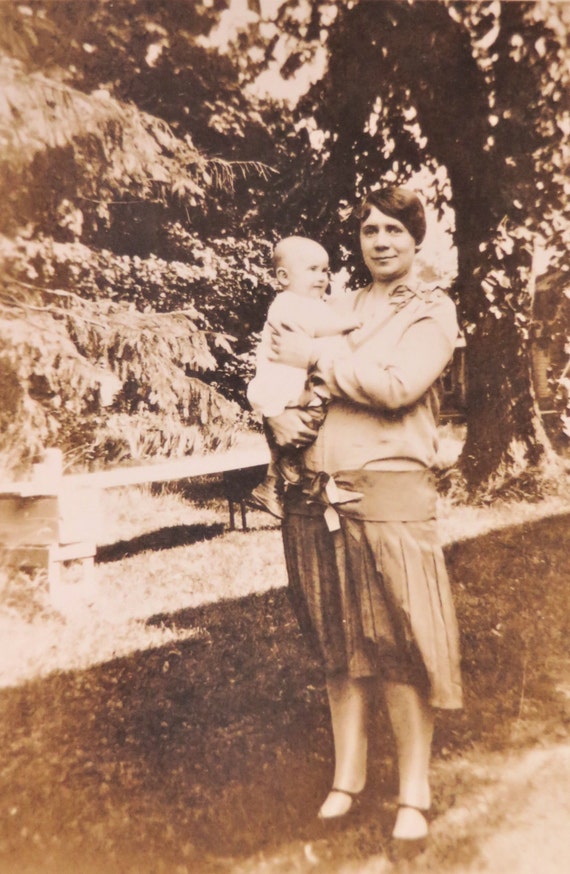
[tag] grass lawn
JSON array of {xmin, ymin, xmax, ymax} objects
[{"xmin": 1, "ymin": 461, "xmax": 570, "ymax": 873}]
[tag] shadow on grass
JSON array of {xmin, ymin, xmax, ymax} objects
[
  {"xmin": 2, "ymin": 513, "xmax": 570, "ymax": 873},
  {"xmin": 96, "ymin": 522, "xmax": 225, "ymax": 563}
]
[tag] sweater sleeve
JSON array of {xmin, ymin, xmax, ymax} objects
[{"xmin": 313, "ymin": 293, "xmax": 458, "ymax": 411}]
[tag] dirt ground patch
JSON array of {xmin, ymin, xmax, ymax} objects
[
  {"xmin": 1, "ymin": 510, "xmax": 570, "ymax": 873},
  {"xmin": 441, "ymin": 743, "xmax": 570, "ymax": 874}
]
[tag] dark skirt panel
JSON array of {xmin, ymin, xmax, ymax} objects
[{"xmin": 282, "ymin": 497, "xmax": 462, "ymax": 710}]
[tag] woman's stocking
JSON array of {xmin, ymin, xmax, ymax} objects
[
  {"xmin": 383, "ymin": 681, "xmax": 434, "ymax": 839},
  {"xmin": 318, "ymin": 675, "xmax": 369, "ymax": 818}
]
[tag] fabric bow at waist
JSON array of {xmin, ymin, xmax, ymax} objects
[{"xmin": 285, "ymin": 468, "xmax": 437, "ymax": 530}]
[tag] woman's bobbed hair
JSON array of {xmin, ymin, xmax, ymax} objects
[{"xmin": 354, "ymin": 187, "xmax": 427, "ymax": 247}]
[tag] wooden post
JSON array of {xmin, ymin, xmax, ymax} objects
[
  {"xmin": 0, "ymin": 448, "xmax": 99, "ymax": 607},
  {"xmin": 228, "ymin": 498, "xmax": 236, "ymax": 531}
]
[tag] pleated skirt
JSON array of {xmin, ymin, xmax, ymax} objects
[{"xmin": 281, "ymin": 473, "xmax": 463, "ymax": 710}]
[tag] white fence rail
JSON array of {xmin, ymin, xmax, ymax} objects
[{"xmin": 0, "ymin": 435, "xmax": 270, "ymax": 602}]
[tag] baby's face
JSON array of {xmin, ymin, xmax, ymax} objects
[{"xmin": 282, "ymin": 244, "xmax": 330, "ymax": 299}]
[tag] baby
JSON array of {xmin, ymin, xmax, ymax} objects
[{"xmin": 247, "ymin": 235, "xmax": 360, "ymax": 517}]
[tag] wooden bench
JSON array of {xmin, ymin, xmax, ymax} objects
[{"xmin": 0, "ymin": 438, "xmax": 270, "ymax": 604}]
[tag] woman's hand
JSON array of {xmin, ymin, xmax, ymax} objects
[
  {"xmin": 268, "ymin": 321, "xmax": 315, "ymax": 369},
  {"xmin": 266, "ymin": 407, "xmax": 320, "ymax": 448}
]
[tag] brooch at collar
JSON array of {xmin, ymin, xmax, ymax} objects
[
  {"xmin": 389, "ymin": 284, "xmax": 419, "ymax": 311},
  {"xmin": 389, "ymin": 284, "xmax": 444, "ymax": 311}
]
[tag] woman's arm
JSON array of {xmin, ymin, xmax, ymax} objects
[
  {"xmin": 270, "ymin": 295, "xmax": 458, "ymax": 411},
  {"xmin": 319, "ymin": 316, "xmax": 456, "ymax": 409},
  {"xmin": 268, "ymin": 323, "xmax": 321, "ymax": 370}
]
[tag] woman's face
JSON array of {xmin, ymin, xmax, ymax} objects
[{"xmin": 359, "ymin": 205, "xmax": 417, "ymax": 284}]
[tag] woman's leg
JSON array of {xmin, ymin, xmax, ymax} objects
[
  {"xmin": 383, "ymin": 681, "xmax": 434, "ymax": 839},
  {"xmin": 318, "ymin": 674, "xmax": 369, "ymax": 818}
]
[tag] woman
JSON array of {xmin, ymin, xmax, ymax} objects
[{"xmin": 266, "ymin": 186, "xmax": 462, "ymax": 855}]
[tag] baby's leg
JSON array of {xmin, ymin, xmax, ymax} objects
[
  {"xmin": 248, "ymin": 434, "xmax": 285, "ymax": 519},
  {"xmin": 278, "ymin": 402, "xmax": 326, "ymax": 485}
]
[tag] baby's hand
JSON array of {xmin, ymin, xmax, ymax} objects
[
  {"xmin": 327, "ymin": 298, "xmax": 362, "ymax": 334},
  {"xmin": 342, "ymin": 318, "xmax": 363, "ymax": 334}
]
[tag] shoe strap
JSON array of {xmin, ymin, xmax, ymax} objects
[
  {"xmin": 330, "ymin": 787, "xmax": 362, "ymax": 799},
  {"xmin": 398, "ymin": 803, "xmax": 429, "ymax": 814}
]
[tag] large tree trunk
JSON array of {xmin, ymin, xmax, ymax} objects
[
  {"xmin": 460, "ymin": 309, "xmax": 554, "ymax": 492},
  {"xmin": 454, "ymin": 232, "xmax": 556, "ymax": 495}
]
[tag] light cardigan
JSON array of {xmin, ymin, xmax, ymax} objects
[{"xmin": 302, "ymin": 283, "xmax": 459, "ymax": 475}]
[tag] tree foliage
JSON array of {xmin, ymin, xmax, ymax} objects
[{"xmin": 0, "ymin": 1, "xmax": 279, "ymax": 475}]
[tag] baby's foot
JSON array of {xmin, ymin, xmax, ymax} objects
[{"xmin": 248, "ymin": 478, "xmax": 284, "ymax": 518}]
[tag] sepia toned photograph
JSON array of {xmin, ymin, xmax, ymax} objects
[{"xmin": 0, "ymin": 1, "xmax": 569, "ymax": 871}]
